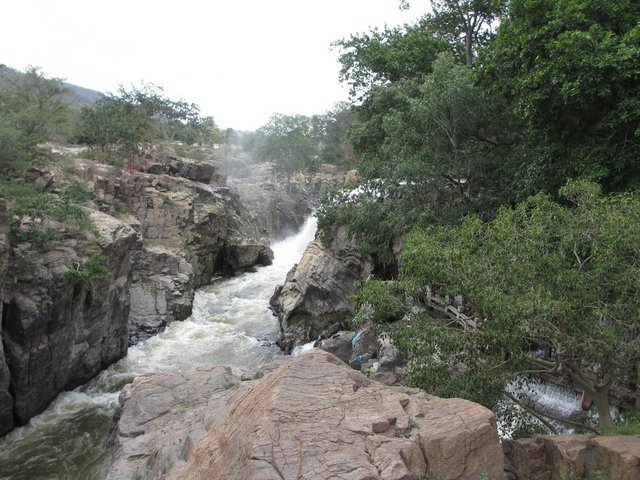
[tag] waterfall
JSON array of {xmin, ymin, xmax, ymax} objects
[{"xmin": 0, "ymin": 216, "xmax": 317, "ymax": 479}]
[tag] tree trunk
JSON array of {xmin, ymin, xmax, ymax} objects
[
  {"xmin": 465, "ymin": 30, "xmax": 473, "ymax": 66},
  {"xmin": 591, "ymin": 389, "xmax": 613, "ymax": 429}
]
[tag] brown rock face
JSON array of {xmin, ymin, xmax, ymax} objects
[
  {"xmin": 270, "ymin": 225, "xmax": 373, "ymax": 353},
  {"xmin": 72, "ymin": 158, "xmax": 274, "ymax": 343},
  {"xmin": 503, "ymin": 434, "xmax": 640, "ymax": 480},
  {"xmin": 2, "ymin": 210, "xmax": 141, "ymax": 426},
  {"xmin": 108, "ymin": 350, "xmax": 504, "ymax": 480},
  {"xmin": 0, "ymin": 199, "xmax": 13, "ymax": 435},
  {"xmin": 226, "ymin": 162, "xmax": 344, "ymax": 237}
]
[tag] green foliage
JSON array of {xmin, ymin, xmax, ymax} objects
[
  {"xmin": 310, "ymin": 103, "xmax": 357, "ymax": 169},
  {"xmin": 602, "ymin": 410, "xmax": 640, "ymax": 436},
  {"xmin": 76, "ymin": 94, "xmax": 151, "ymax": 151},
  {"xmin": 64, "ymin": 252, "xmax": 109, "ymax": 287},
  {"xmin": 0, "ymin": 66, "xmax": 69, "ymax": 173},
  {"xmin": 352, "ymin": 280, "xmax": 410, "ymax": 325},
  {"xmin": 333, "ymin": 18, "xmax": 450, "ymax": 99},
  {"xmin": 252, "ymin": 113, "xmax": 319, "ymax": 175},
  {"xmin": 480, "ymin": 0, "xmax": 640, "ymax": 191},
  {"xmin": 7, "ymin": 181, "xmax": 95, "ymax": 248},
  {"xmin": 390, "ymin": 181, "xmax": 640, "ymax": 427},
  {"xmin": 428, "ymin": 0, "xmax": 508, "ymax": 65},
  {"xmin": 75, "ymin": 84, "xmax": 219, "ymax": 153}
]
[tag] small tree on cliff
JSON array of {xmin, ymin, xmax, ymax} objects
[{"xmin": 362, "ymin": 181, "xmax": 640, "ymax": 428}]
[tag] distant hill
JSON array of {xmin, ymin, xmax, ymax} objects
[
  {"xmin": 63, "ymin": 81, "xmax": 102, "ymax": 104},
  {"xmin": 0, "ymin": 65, "xmax": 103, "ymax": 106}
]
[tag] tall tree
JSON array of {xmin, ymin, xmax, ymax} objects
[
  {"xmin": 480, "ymin": 0, "xmax": 640, "ymax": 191},
  {"xmin": 400, "ymin": 0, "xmax": 507, "ymax": 65},
  {"xmin": 333, "ymin": 18, "xmax": 450, "ymax": 99},
  {"xmin": 0, "ymin": 66, "xmax": 70, "ymax": 172}
]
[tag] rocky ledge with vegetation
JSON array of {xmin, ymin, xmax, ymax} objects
[{"xmin": 0, "ymin": 66, "xmax": 344, "ymax": 436}]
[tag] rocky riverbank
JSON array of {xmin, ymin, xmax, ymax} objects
[
  {"xmin": 0, "ymin": 148, "xmax": 342, "ymax": 436},
  {"xmin": 107, "ymin": 349, "xmax": 504, "ymax": 480}
]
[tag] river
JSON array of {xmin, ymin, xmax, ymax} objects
[{"xmin": 0, "ymin": 216, "xmax": 318, "ymax": 480}]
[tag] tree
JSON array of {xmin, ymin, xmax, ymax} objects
[
  {"xmin": 0, "ymin": 66, "xmax": 69, "ymax": 172},
  {"xmin": 380, "ymin": 181, "xmax": 640, "ymax": 428},
  {"xmin": 253, "ymin": 114, "xmax": 318, "ymax": 175},
  {"xmin": 0, "ymin": 66, "xmax": 69, "ymax": 142},
  {"xmin": 76, "ymin": 84, "xmax": 216, "ymax": 152},
  {"xmin": 333, "ymin": 18, "xmax": 450, "ymax": 99},
  {"xmin": 480, "ymin": 0, "xmax": 640, "ymax": 191},
  {"xmin": 75, "ymin": 94, "xmax": 151, "ymax": 152},
  {"xmin": 400, "ymin": 0, "xmax": 507, "ymax": 65},
  {"xmin": 310, "ymin": 103, "xmax": 357, "ymax": 168},
  {"xmin": 119, "ymin": 84, "xmax": 201, "ymax": 142}
]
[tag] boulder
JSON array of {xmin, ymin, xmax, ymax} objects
[
  {"xmin": 107, "ymin": 349, "xmax": 504, "ymax": 480},
  {"xmin": 503, "ymin": 434, "xmax": 640, "ymax": 480},
  {"xmin": 270, "ymin": 225, "xmax": 373, "ymax": 353}
]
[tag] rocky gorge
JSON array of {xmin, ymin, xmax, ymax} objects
[
  {"xmin": 1, "ymin": 148, "xmax": 638, "ymax": 480},
  {"xmin": 0, "ymin": 148, "xmax": 341, "ymax": 436}
]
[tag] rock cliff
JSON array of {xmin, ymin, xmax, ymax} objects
[
  {"xmin": 270, "ymin": 225, "xmax": 373, "ymax": 353},
  {"xmin": 71, "ymin": 155, "xmax": 273, "ymax": 343},
  {"xmin": 503, "ymin": 434, "xmax": 640, "ymax": 479},
  {"xmin": 1, "ymin": 209, "xmax": 141, "ymax": 430},
  {"xmin": 226, "ymin": 162, "xmax": 344, "ymax": 237},
  {"xmin": 107, "ymin": 349, "xmax": 504, "ymax": 480},
  {"xmin": 0, "ymin": 151, "xmax": 278, "ymax": 433},
  {"xmin": 0, "ymin": 199, "xmax": 12, "ymax": 435}
]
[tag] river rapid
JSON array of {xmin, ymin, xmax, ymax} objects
[{"xmin": 0, "ymin": 216, "xmax": 318, "ymax": 480}]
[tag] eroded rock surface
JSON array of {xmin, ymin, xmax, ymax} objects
[
  {"xmin": 270, "ymin": 225, "xmax": 373, "ymax": 353},
  {"xmin": 226, "ymin": 162, "xmax": 344, "ymax": 237},
  {"xmin": 504, "ymin": 434, "xmax": 640, "ymax": 480},
  {"xmin": 72, "ymin": 157, "xmax": 273, "ymax": 343},
  {"xmin": 107, "ymin": 349, "xmax": 504, "ymax": 480},
  {"xmin": 2, "ymin": 210, "xmax": 141, "ymax": 426},
  {"xmin": 0, "ymin": 199, "xmax": 12, "ymax": 435}
]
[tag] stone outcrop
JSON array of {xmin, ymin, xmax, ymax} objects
[
  {"xmin": 1, "ymin": 210, "xmax": 141, "ymax": 428},
  {"xmin": 503, "ymin": 434, "xmax": 640, "ymax": 480},
  {"xmin": 226, "ymin": 161, "xmax": 344, "ymax": 237},
  {"xmin": 0, "ymin": 151, "xmax": 277, "ymax": 433},
  {"xmin": 72, "ymin": 156, "xmax": 273, "ymax": 343},
  {"xmin": 107, "ymin": 349, "xmax": 504, "ymax": 480},
  {"xmin": 270, "ymin": 225, "xmax": 373, "ymax": 353},
  {"xmin": 0, "ymin": 199, "xmax": 13, "ymax": 435}
]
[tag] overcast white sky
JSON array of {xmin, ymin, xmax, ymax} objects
[{"xmin": 2, "ymin": 0, "xmax": 428, "ymax": 131}]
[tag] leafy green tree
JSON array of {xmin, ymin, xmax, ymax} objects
[
  {"xmin": 119, "ymin": 84, "xmax": 201, "ymax": 142},
  {"xmin": 480, "ymin": 0, "xmax": 640, "ymax": 191},
  {"xmin": 400, "ymin": 0, "xmax": 507, "ymax": 65},
  {"xmin": 0, "ymin": 66, "xmax": 69, "ymax": 142},
  {"xmin": 76, "ymin": 94, "xmax": 151, "ymax": 152},
  {"xmin": 253, "ymin": 114, "xmax": 318, "ymax": 175},
  {"xmin": 0, "ymin": 66, "xmax": 70, "ymax": 172},
  {"xmin": 310, "ymin": 103, "xmax": 357, "ymax": 168},
  {"xmin": 377, "ymin": 181, "xmax": 640, "ymax": 428},
  {"xmin": 76, "ymin": 84, "xmax": 217, "ymax": 153},
  {"xmin": 333, "ymin": 18, "xmax": 450, "ymax": 99}
]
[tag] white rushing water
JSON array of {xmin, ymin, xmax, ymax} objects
[{"xmin": 0, "ymin": 216, "xmax": 317, "ymax": 480}]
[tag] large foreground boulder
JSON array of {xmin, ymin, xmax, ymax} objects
[{"xmin": 108, "ymin": 349, "xmax": 503, "ymax": 480}]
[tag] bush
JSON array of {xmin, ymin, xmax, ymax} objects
[{"xmin": 64, "ymin": 252, "xmax": 110, "ymax": 287}]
